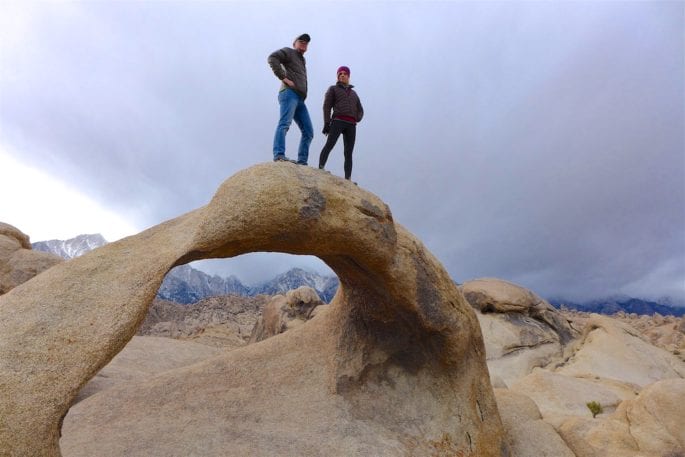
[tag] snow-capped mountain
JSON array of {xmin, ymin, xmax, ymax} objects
[
  {"xmin": 250, "ymin": 268, "xmax": 339, "ymax": 302},
  {"xmin": 32, "ymin": 234, "xmax": 108, "ymax": 259},
  {"xmin": 31, "ymin": 234, "xmax": 338, "ymax": 304},
  {"xmin": 157, "ymin": 266, "xmax": 337, "ymax": 304},
  {"xmin": 157, "ymin": 264, "xmax": 250, "ymax": 304}
]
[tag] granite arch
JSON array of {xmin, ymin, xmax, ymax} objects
[{"xmin": 0, "ymin": 163, "xmax": 506, "ymax": 456}]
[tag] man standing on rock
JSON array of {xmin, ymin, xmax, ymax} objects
[{"xmin": 268, "ymin": 33, "xmax": 313, "ymax": 165}]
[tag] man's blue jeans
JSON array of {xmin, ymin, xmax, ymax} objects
[{"xmin": 273, "ymin": 88, "xmax": 313, "ymax": 164}]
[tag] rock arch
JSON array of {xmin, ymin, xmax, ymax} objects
[{"xmin": 0, "ymin": 163, "xmax": 507, "ymax": 456}]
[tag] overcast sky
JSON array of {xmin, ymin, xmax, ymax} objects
[{"xmin": 1, "ymin": 1, "xmax": 683, "ymax": 303}]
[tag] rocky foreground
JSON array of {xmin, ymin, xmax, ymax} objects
[
  {"xmin": 1, "ymin": 163, "xmax": 683, "ymax": 456},
  {"xmin": 54, "ymin": 279, "xmax": 685, "ymax": 457},
  {"xmin": 64, "ymin": 280, "xmax": 684, "ymax": 457}
]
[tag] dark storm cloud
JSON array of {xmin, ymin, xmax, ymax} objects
[{"xmin": 1, "ymin": 1, "xmax": 682, "ymax": 302}]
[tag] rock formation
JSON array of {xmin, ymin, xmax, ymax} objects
[
  {"xmin": 249, "ymin": 286, "xmax": 324, "ymax": 343},
  {"xmin": 494, "ymin": 388, "xmax": 575, "ymax": 457},
  {"xmin": 462, "ymin": 278, "xmax": 576, "ymax": 344},
  {"xmin": 509, "ymin": 369, "xmax": 638, "ymax": 428},
  {"xmin": 0, "ymin": 222, "xmax": 62, "ymax": 294},
  {"xmin": 462, "ymin": 278, "xmax": 578, "ymax": 385},
  {"xmin": 58, "ymin": 285, "xmax": 685, "ymax": 457},
  {"xmin": 138, "ymin": 295, "xmax": 269, "ymax": 348},
  {"xmin": 557, "ymin": 379, "xmax": 685, "ymax": 457},
  {"xmin": 506, "ymin": 314, "xmax": 685, "ymax": 456},
  {"xmin": 610, "ymin": 311, "xmax": 684, "ymax": 358},
  {"xmin": 74, "ymin": 336, "xmax": 221, "ymax": 402},
  {"xmin": 461, "ymin": 278, "xmax": 685, "ymax": 456},
  {"xmin": 0, "ymin": 163, "xmax": 507, "ymax": 456},
  {"xmin": 555, "ymin": 314, "xmax": 685, "ymax": 387}
]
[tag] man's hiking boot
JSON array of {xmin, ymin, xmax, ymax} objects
[
  {"xmin": 274, "ymin": 155, "xmax": 296, "ymax": 163},
  {"xmin": 318, "ymin": 166, "xmax": 331, "ymax": 174}
]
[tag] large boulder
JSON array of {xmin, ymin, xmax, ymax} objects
[
  {"xmin": 249, "ymin": 285, "xmax": 323, "ymax": 343},
  {"xmin": 494, "ymin": 388, "xmax": 575, "ymax": 457},
  {"xmin": 462, "ymin": 278, "xmax": 578, "ymax": 385},
  {"xmin": 476, "ymin": 311, "xmax": 563, "ymax": 385},
  {"xmin": 0, "ymin": 222, "xmax": 31, "ymax": 249},
  {"xmin": 462, "ymin": 278, "xmax": 576, "ymax": 344},
  {"xmin": 0, "ymin": 222, "xmax": 62, "ymax": 294},
  {"xmin": 0, "ymin": 163, "xmax": 507, "ymax": 456}
]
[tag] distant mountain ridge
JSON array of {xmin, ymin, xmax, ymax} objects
[
  {"xmin": 33, "ymin": 234, "xmax": 681, "ymax": 315},
  {"xmin": 550, "ymin": 297, "xmax": 685, "ymax": 317},
  {"xmin": 157, "ymin": 264, "xmax": 250, "ymax": 304},
  {"xmin": 250, "ymin": 268, "xmax": 339, "ymax": 302},
  {"xmin": 32, "ymin": 234, "xmax": 339, "ymax": 304},
  {"xmin": 32, "ymin": 234, "xmax": 107, "ymax": 259},
  {"xmin": 158, "ymin": 266, "xmax": 339, "ymax": 304}
]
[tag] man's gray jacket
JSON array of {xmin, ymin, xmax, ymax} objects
[{"xmin": 268, "ymin": 47, "xmax": 308, "ymax": 99}]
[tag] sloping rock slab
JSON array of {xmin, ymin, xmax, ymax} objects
[
  {"xmin": 74, "ymin": 336, "xmax": 221, "ymax": 402},
  {"xmin": 476, "ymin": 311, "xmax": 562, "ymax": 385},
  {"xmin": 557, "ymin": 379, "xmax": 685, "ymax": 457},
  {"xmin": 495, "ymin": 388, "xmax": 575, "ymax": 457},
  {"xmin": 556, "ymin": 314, "xmax": 685, "ymax": 387},
  {"xmin": 510, "ymin": 369, "xmax": 638, "ymax": 428}
]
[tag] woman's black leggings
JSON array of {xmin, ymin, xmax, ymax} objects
[{"xmin": 318, "ymin": 119, "xmax": 356, "ymax": 179}]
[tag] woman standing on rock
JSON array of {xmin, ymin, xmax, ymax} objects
[{"xmin": 318, "ymin": 66, "xmax": 364, "ymax": 182}]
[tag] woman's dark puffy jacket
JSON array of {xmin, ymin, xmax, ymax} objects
[{"xmin": 323, "ymin": 82, "xmax": 364, "ymax": 125}]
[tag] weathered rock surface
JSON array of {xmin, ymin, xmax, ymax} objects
[
  {"xmin": 462, "ymin": 278, "xmax": 578, "ymax": 385},
  {"xmin": 0, "ymin": 222, "xmax": 63, "ymax": 294},
  {"xmin": 75, "ymin": 336, "xmax": 221, "ymax": 402},
  {"xmin": 556, "ymin": 314, "xmax": 685, "ymax": 387},
  {"xmin": 504, "ymin": 313, "xmax": 685, "ymax": 431},
  {"xmin": 510, "ymin": 369, "xmax": 638, "ymax": 428},
  {"xmin": 476, "ymin": 311, "xmax": 563, "ymax": 385},
  {"xmin": 613, "ymin": 312, "xmax": 685, "ymax": 357},
  {"xmin": 465, "ymin": 282, "xmax": 685, "ymax": 456},
  {"xmin": 560, "ymin": 309, "xmax": 685, "ymax": 359},
  {"xmin": 0, "ymin": 163, "xmax": 506, "ymax": 456},
  {"xmin": 494, "ymin": 388, "xmax": 575, "ymax": 457},
  {"xmin": 138, "ymin": 295, "xmax": 269, "ymax": 348},
  {"xmin": 557, "ymin": 379, "xmax": 685, "ymax": 457},
  {"xmin": 249, "ymin": 286, "xmax": 324, "ymax": 343},
  {"xmin": 462, "ymin": 278, "xmax": 577, "ymax": 344},
  {"xmin": 0, "ymin": 222, "xmax": 31, "ymax": 250}
]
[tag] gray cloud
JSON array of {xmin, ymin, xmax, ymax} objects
[{"xmin": 1, "ymin": 1, "xmax": 682, "ymax": 303}]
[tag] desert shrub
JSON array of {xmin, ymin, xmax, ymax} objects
[{"xmin": 586, "ymin": 401, "xmax": 602, "ymax": 418}]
